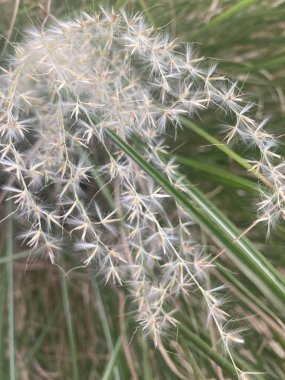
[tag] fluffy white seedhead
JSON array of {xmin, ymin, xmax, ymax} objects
[{"xmin": 0, "ymin": 8, "xmax": 273, "ymax": 376}]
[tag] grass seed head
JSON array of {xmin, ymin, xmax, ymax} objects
[{"xmin": 0, "ymin": 9, "xmax": 277, "ymax": 368}]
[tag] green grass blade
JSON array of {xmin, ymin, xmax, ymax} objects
[
  {"xmin": 101, "ymin": 337, "xmax": 122, "ymax": 380},
  {"xmin": 216, "ymin": 263, "xmax": 279, "ymax": 322},
  {"xmin": 196, "ymin": 0, "xmax": 258, "ymax": 33},
  {"xmin": 0, "ymin": 251, "xmax": 30, "ymax": 265},
  {"xmin": 181, "ymin": 182, "xmax": 285, "ymax": 284},
  {"xmin": 92, "ymin": 281, "xmax": 121, "ymax": 380},
  {"xmin": 180, "ymin": 117, "xmax": 272, "ymax": 187},
  {"xmin": 60, "ymin": 273, "xmax": 79, "ymax": 380},
  {"xmin": 215, "ymin": 263, "xmax": 285, "ymax": 344},
  {"xmin": 182, "ymin": 347, "xmax": 204, "ymax": 380},
  {"xmin": 141, "ymin": 339, "xmax": 153, "ymax": 380},
  {"xmin": 242, "ymin": 55, "xmax": 285, "ymax": 72},
  {"xmin": 176, "ymin": 155, "xmax": 258, "ymax": 191},
  {"xmin": 105, "ymin": 128, "xmax": 285, "ymax": 309},
  {"xmin": 180, "ymin": 117, "xmax": 250, "ymax": 170},
  {"xmin": 6, "ymin": 203, "xmax": 15, "ymax": 380},
  {"xmin": 178, "ymin": 325, "xmax": 238, "ymax": 378}
]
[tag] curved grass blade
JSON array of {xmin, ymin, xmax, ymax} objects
[
  {"xmin": 176, "ymin": 155, "xmax": 258, "ymax": 191},
  {"xmin": 195, "ymin": 0, "xmax": 259, "ymax": 35},
  {"xmin": 180, "ymin": 117, "xmax": 275, "ymax": 191},
  {"xmin": 105, "ymin": 128, "xmax": 285, "ymax": 309},
  {"xmin": 180, "ymin": 117, "xmax": 250, "ymax": 170}
]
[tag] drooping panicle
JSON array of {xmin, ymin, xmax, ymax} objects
[{"xmin": 1, "ymin": 10, "xmax": 272, "ymax": 377}]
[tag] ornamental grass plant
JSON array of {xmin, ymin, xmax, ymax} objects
[{"xmin": 0, "ymin": 1, "xmax": 285, "ymax": 379}]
